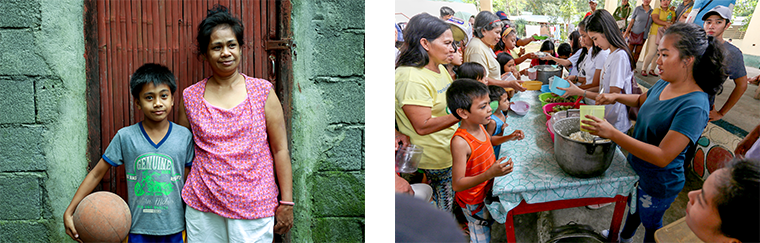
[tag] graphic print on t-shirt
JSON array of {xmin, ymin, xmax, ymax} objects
[{"xmin": 128, "ymin": 152, "xmax": 181, "ymax": 214}]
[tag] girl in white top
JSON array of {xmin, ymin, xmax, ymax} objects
[
  {"xmin": 564, "ymin": 19, "xmax": 608, "ymax": 97},
  {"xmin": 560, "ymin": 10, "xmax": 634, "ymax": 133}
]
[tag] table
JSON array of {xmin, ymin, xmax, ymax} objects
[
  {"xmin": 654, "ymin": 217, "xmax": 704, "ymax": 243},
  {"xmin": 484, "ymin": 91, "xmax": 639, "ymax": 242}
]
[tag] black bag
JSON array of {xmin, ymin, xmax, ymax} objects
[{"xmin": 626, "ymin": 76, "xmax": 642, "ymax": 121}]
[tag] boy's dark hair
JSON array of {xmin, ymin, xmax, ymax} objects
[
  {"xmin": 557, "ymin": 43, "xmax": 572, "ymax": 57},
  {"xmin": 130, "ymin": 63, "xmax": 177, "ymax": 99},
  {"xmin": 456, "ymin": 62, "xmax": 486, "ymax": 81},
  {"xmin": 488, "ymin": 85, "xmax": 507, "ymax": 102},
  {"xmin": 496, "ymin": 52, "xmax": 514, "ymax": 75},
  {"xmin": 714, "ymin": 158, "xmax": 760, "ymax": 242},
  {"xmin": 196, "ymin": 5, "xmax": 244, "ymax": 58},
  {"xmin": 446, "ymin": 79, "xmax": 489, "ymax": 120},
  {"xmin": 539, "ymin": 40, "xmax": 555, "ymax": 54},
  {"xmin": 440, "ymin": 6, "xmax": 455, "ymax": 18}
]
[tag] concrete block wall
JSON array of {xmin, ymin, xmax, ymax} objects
[
  {"xmin": 290, "ymin": 0, "xmax": 365, "ymax": 241},
  {"xmin": 0, "ymin": 0, "xmax": 88, "ymax": 242}
]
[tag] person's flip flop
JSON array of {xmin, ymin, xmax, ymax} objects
[
  {"xmin": 649, "ymin": 70, "xmax": 658, "ymax": 76},
  {"xmin": 641, "ymin": 70, "xmax": 647, "ymax": 77}
]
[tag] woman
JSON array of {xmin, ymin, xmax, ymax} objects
[
  {"xmin": 623, "ymin": 0, "xmax": 652, "ymax": 66},
  {"xmin": 178, "ymin": 5, "xmax": 293, "ymax": 242},
  {"xmin": 685, "ymin": 158, "xmax": 760, "ymax": 243},
  {"xmin": 584, "ymin": 23, "xmax": 725, "ymax": 242},
  {"xmin": 568, "ymin": 30, "xmax": 581, "ymax": 55},
  {"xmin": 464, "ymin": 11, "xmax": 526, "ymax": 90},
  {"xmin": 565, "ymin": 18, "xmax": 608, "ymax": 95},
  {"xmin": 641, "ymin": 0, "xmax": 675, "ymax": 77},
  {"xmin": 395, "ymin": 13, "xmax": 459, "ymax": 212},
  {"xmin": 496, "ymin": 26, "xmax": 533, "ymax": 68},
  {"xmin": 542, "ymin": 31, "xmax": 582, "ymax": 76},
  {"xmin": 560, "ymin": 9, "xmax": 633, "ymax": 133}
]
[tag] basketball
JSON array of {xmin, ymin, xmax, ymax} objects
[{"xmin": 72, "ymin": 191, "xmax": 131, "ymax": 243}]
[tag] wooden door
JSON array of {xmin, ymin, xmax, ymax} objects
[{"xmin": 84, "ymin": 0, "xmax": 293, "ymax": 200}]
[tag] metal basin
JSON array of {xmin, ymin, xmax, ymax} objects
[
  {"xmin": 552, "ymin": 117, "xmax": 617, "ymax": 178},
  {"xmin": 535, "ymin": 65, "xmax": 563, "ymax": 84}
]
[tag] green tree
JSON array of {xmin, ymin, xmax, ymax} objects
[{"xmin": 734, "ymin": 0, "xmax": 758, "ymax": 31}]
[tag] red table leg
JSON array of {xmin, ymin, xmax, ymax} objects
[
  {"xmin": 608, "ymin": 195, "xmax": 628, "ymax": 243},
  {"xmin": 505, "ymin": 210, "xmax": 517, "ymax": 243}
]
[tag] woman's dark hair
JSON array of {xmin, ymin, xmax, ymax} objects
[
  {"xmin": 495, "ymin": 25, "xmax": 516, "ymax": 53},
  {"xmin": 577, "ymin": 17, "xmax": 603, "ymax": 66},
  {"xmin": 664, "ymin": 22, "xmax": 727, "ymax": 96},
  {"xmin": 473, "ymin": 11, "xmax": 503, "ymax": 39},
  {"xmin": 539, "ymin": 40, "xmax": 555, "ymax": 54},
  {"xmin": 714, "ymin": 158, "xmax": 760, "ymax": 242},
  {"xmin": 557, "ymin": 43, "xmax": 572, "ymax": 57},
  {"xmin": 568, "ymin": 30, "xmax": 581, "ymax": 54},
  {"xmin": 396, "ymin": 13, "xmax": 451, "ymax": 68},
  {"xmin": 488, "ymin": 85, "xmax": 507, "ymax": 102},
  {"xmin": 586, "ymin": 9, "xmax": 636, "ymax": 71},
  {"xmin": 196, "ymin": 5, "xmax": 244, "ymax": 58},
  {"xmin": 446, "ymin": 79, "xmax": 489, "ymax": 120},
  {"xmin": 496, "ymin": 52, "xmax": 514, "ymax": 74},
  {"xmin": 456, "ymin": 62, "xmax": 486, "ymax": 81}
]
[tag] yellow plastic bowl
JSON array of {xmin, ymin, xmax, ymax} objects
[{"xmin": 522, "ymin": 81, "xmax": 543, "ymax": 90}]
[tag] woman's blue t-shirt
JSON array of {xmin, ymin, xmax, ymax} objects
[{"xmin": 629, "ymin": 80, "xmax": 709, "ymax": 198}]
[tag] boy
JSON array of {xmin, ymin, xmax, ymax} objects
[
  {"xmin": 447, "ymin": 79, "xmax": 523, "ymax": 243},
  {"xmin": 63, "ymin": 63, "xmax": 193, "ymax": 243},
  {"xmin": 701, "ymin": 5, "xmax": 748, "ymax": 121}
]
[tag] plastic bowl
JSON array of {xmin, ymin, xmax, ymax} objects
[
  {"xmin": 510, "ymin": 101, "xmax": 530, "ymax": 116},
  {"xmin": 522, "ymin": 81, "xmax": 543, "ymax": 90},
  {"xmin": 410, "ymin": 183, "xmax": 433, "ymax": 202},
  {"xmin": 541, "ymin": 84, "xmax": 551, "ymax": 93},
  {"xmin": 543, "ymin": 102, "xmax": 584, "ymax": 121}
]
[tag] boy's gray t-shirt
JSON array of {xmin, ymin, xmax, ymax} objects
[{"xmin": 103, "ymin": 122, "xmax": 194, "ymax": 235}]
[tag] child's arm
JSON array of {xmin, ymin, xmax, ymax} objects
[
  {"xmin": 491, "ymin": 130, "xmax": 525, "ymax": 146},
  {"xmin": 451, "ymin": 136, "xmax": 513, "ymax": 192},
  {"xmin": 264, "ymin": 88, "xmax": 294, "ymax": 235},
  {"xmin": 63, "ymin": 159, "xmax": 112, "ymax": 242},
  {"xmin": 485, "ymin": 120, "xmax": 496, "ymax": 136},
  {"xmin": 184, "ymin": 167, "xmax": 191, "ymax": 183}
]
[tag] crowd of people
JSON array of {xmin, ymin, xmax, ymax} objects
[{"xmin": 395, "ymin": 3, "xmax": 759, "ymax": 243}]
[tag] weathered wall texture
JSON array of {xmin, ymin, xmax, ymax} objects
[
  {"xmin": 0, "ymin": 0, "xmax": 88, "ymax": 242},
  {"xmin": 290, "ymin": 0, "xmax": 366, "ymax": 241}
]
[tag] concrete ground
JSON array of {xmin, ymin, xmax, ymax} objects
[{"xmin": 482, "ymin": 58, "xmax": 758, "ymax": 242}]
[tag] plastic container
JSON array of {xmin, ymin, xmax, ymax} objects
[
  {"xmin": 580, "ymin": 105, "xmax": 606, "ymax": 132},
  {"xmin": 527, "ymin": 68, "xmax": 537, "ymax": 80},
  {"xmin": 395, "ymin": 144, "xmax": 424, "ymax": 173},
  {"xmin": 522, "ymin": 81, "xmax": 543, "ymax": 90},
  {"xmin": 550, "ymin": 76, "xmax": 570, "ymax": 96},
  {"xmin": 543, "ymin": 102, "xmax": 585, "ymax": 121},
  {"xmin": 510, "ymin": 101, "xmax": 530, "ymax": 116}
]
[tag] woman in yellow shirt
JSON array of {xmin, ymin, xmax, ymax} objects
[
  {"xmin": 641, "ymin": 0, "xmax": 675, "ymax": 76},
  {"xmin": 395, "ymin": 13, "xmax": 459, "ymax": 212}
]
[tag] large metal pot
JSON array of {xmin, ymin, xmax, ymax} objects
[
  {"xmin": 553, "ymin": 117, "xmax": 617, "ymax": 178},
  {"xmin": 535, "ymin": 65, "xmax": 563, "ymax": 84}
]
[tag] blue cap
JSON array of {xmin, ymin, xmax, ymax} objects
[{"xmin": 495, "ymin": 11, "xmax": 509, "ymax": 21}]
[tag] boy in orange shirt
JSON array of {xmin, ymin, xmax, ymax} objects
[{"xmin": 447, "ymin": 79, "xmax": 524, "ymax": 242}]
